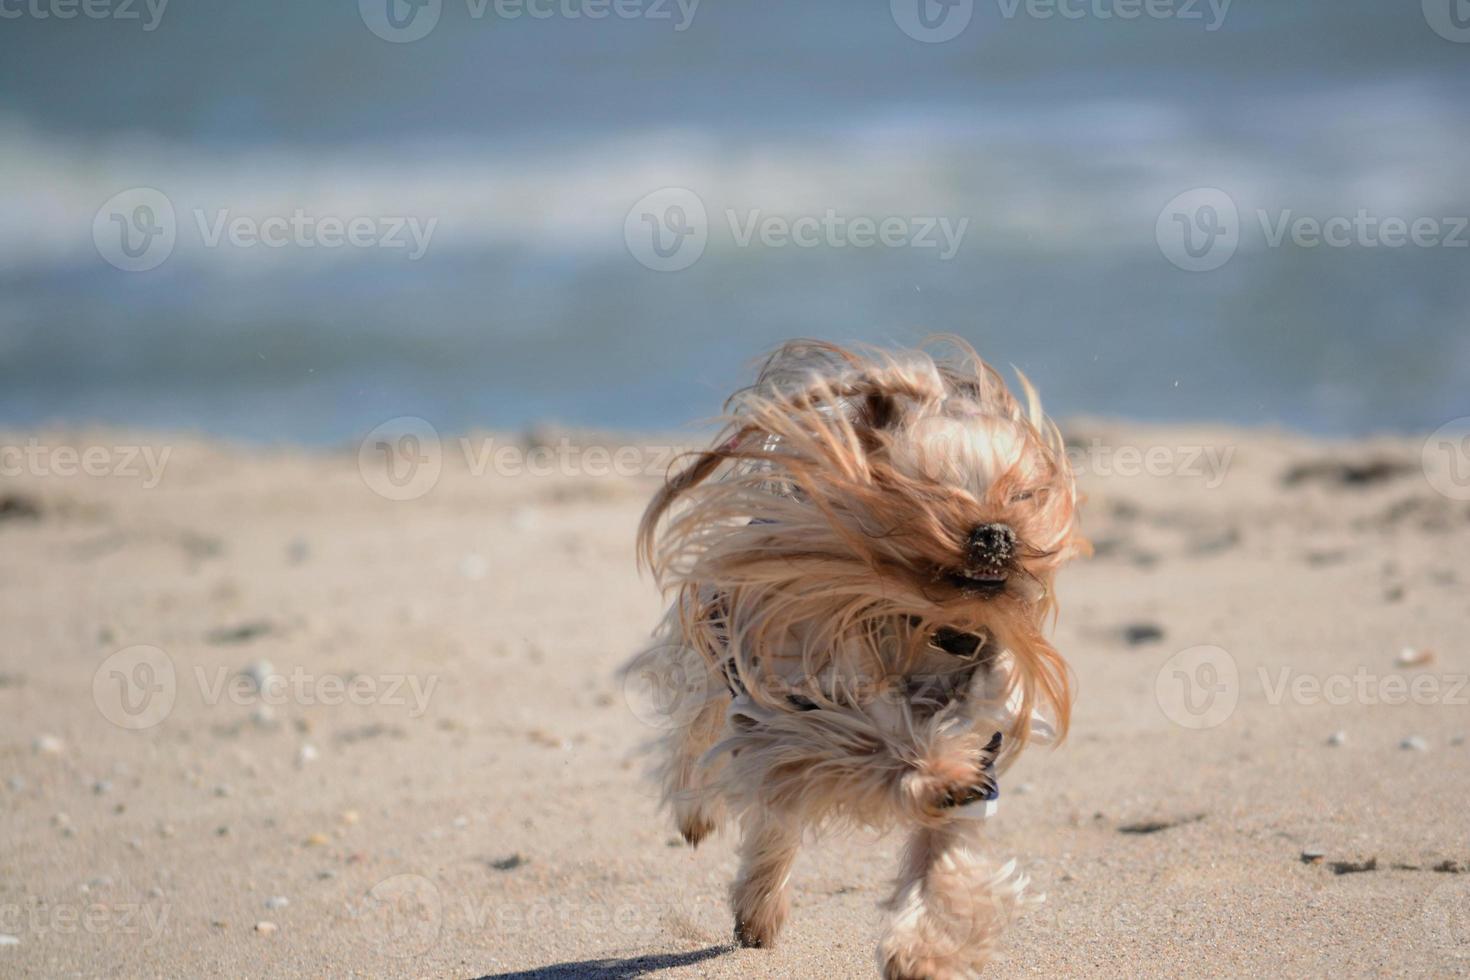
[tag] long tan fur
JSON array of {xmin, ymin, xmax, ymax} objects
[{"xmin": 631, "ymin": 338, "xmax": 1085, "ymax": 978}]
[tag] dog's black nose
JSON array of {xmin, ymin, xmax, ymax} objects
[{"xmin": 966, "ymin": 522, "xmax": 1017, "ymax": 567}]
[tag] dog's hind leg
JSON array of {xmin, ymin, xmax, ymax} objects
[
  {"xmin": 730, "ymin": 811, "xmax": 801, "ymax": 948},
  {"xmin": 877, "ymin": 822, "xmax": 1029, "ymax": 980},
  {"xmin": 661, "ymin": 687, "xmax": 729, "ymax": 847}
]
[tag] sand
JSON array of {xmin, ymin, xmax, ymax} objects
[{"xmin": 1, "ymin": 422, "xmax": 1467, "ymax": 978}]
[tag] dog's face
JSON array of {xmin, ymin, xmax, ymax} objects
[
  {"xmin": 640, "ymin": 339, "xmax": 1085, "ymax": 744},
  {"xmin": 882, "ymin": 400, "xmax": 1080, "ymax": 607}
]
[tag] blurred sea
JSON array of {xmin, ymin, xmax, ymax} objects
[{"xmin": 1, "ymin": 0, "xmax": 1467, "ymax": 442}]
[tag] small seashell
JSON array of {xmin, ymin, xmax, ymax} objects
[
  {"xmin": 263, "ymin": 896, "xmax": 289, "ymax": 910},
  {"xmin": 1301, "ymin": 849, "xmax": 1326, "ymax": 864},
  {"xmin": 1400, "ymin": 735, "xmax": 1429, "ymax": 752},
  {"xmin": 32, "ymin": 734, "xmax": 64, "ymax": 755},
  {"xmin": 253, "ymin": 921, "xmax": 278, "ymax": 936},
  {"xmin": 1395, "ymin": 647, "xmax": 1434, "ymax": 668},
  {"xmin": 1327, "ymin": 731, "xmax": 1347, "ymax": 747}
]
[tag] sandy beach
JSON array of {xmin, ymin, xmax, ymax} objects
[{"xmin": 2, "ymin": 422, "xmax": 1468, "ymax": 978}]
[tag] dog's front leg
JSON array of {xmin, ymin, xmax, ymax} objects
[
  {"xmin": 877, "ymin": 821, "xmax": 1028, "ymax": 980},
  {"xmin": 730, "ymin": 810, "xmax": 801, "ymax": 948}
]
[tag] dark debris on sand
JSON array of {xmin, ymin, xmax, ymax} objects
[
  {"xmin": 1281, "ymin": 458, "xmax": 1416, "ymax": 488},
  {"xmin": 0, "ymin": 494, "xmax": 42, "ymax": 522}
]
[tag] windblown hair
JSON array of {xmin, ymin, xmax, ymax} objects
[
  {"xmin": 638, "ymin": 338, "xmax": 1084, "ymax": 751},
  {"xmin": 633, "ymin": 339, "xmax": 1086, "ymax": 974}
]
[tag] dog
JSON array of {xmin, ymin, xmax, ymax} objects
[{"xmin": 631, "ymin": 339, "xmax": 1085, "ymax": 979}]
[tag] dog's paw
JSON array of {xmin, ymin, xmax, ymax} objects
[
  {"xmin": 678, "ymin": 815, "xmax": 715, "ymax": 848},
  {"xmin": 903, "ymin": 762, "xmax": 995, "ymax": 821},
  {"xmin": 731, "ymin": 879, "xmax": 790, "ymax": 949},
  {"xmin": 733, "ymin": 916, "xmax": 773, "ymax": 949},
  {"xmin": 902, "ymin": 732, "xmax": 1002, "ymax": 821},
  {"xmin": 878, "ymin": 949, "xmax": 973, "ymax": 980}
]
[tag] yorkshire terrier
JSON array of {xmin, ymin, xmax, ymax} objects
[{"xmin": 631, "ymin": 339, "xmax": 1085, "ymax": 979}]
